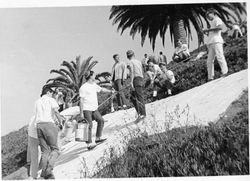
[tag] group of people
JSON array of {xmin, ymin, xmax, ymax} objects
[{"xmin": 26, "ymin": 8, "xmax": 234, "ymax": 180}]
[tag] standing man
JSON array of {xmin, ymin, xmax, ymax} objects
[
  {"xmin": 158, "ymin": 51, "xmax": 168, "ymax": 65},
  {"xmin": 203, "ymin": 8, "xmax": 228, "ymax": 81},
  {"xmin": 141, "ymin": 53, "xmax": 149, "ymax": 72},
  {"xmin": 126, "ymin": 50, "xmax": 146, "ymax": 120},
  {"xmin": 111, "ymin": 54, "xmax": 128, "ymax": 110},
  {"xmin": 35, "ymin": 86, "xmax": 64, "ymax": 179},
  {"xmin": 79, "ymin": 71, "xmax": 114, "ymax": 150},
  {"xmin": 26, "ymin": 116, "xmax": 40, "ymax": 179}
]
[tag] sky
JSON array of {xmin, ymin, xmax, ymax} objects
[{"xmin": 0, "ymin": 0, "xmax": 246, "ymax": 136}]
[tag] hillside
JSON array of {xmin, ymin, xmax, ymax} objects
[
  {"xmin": 52, "ymin": 69, "xmax": 248, "ymax": 179},
  {"xmin": 1, "ymin": 35, "xmax": 248, "ymax": 179}
]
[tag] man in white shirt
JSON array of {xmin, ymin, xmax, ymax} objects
[
  {"xmin": 226, "ymin": 21, "xmax": 243, "ymax": 39},
  {"xmin": 172, "ymin": 40, "xmax": 190, "ymax": 63},
  {"xmin": 145, "ymin": 59, "xmax": 162, "ymax": 87},
  {"xmin": 79, "ymin": 71, "xmax": 114, "ymax": 150},
  {"xmin": 153, "ymin": 63, "xmax": 176, "ymax": 99},
  {"xmin": 35, "ymin": 86, "xmax": 64, "ymax": 179},
  {"xmin": 203, "ymin": 8, "xmax": 228, "ymax": 81},
  {"xmin": 141, "ymin": 53, "xmax": 149, "ymax": 72}
]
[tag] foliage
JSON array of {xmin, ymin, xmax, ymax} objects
[
  {"xmin": 110, "ymin": 3, "xmax": 246, "ymax": 50},
  {"xmin": 46, "ymin": 56, "xmax": 98, "ymax": 104},
  {"xmin": 1, "ymin": 126, "xmax": 28, "ymax": 177},
  {"xmin": 94, "ymin": 90, "xmax": 249, "ymax": 177}
]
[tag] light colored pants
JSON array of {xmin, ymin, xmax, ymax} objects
[
  {"xmin": 27, "ymin": 136, "xmax": 41, "ymax": 179},
  {"xmin": 207, "ymin": 43, "xmax": 228, "ymax": 80}
]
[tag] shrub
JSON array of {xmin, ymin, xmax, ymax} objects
[
  {"xmin": 94, "ymin": 91, "xmax": 249, "ymax": 177},
  {"xmin": 1, "ymin": 126, "xmax": 28, "ymax": 177}
]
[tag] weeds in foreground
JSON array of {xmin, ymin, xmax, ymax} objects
[{"xmin": 92, "ymin": 91, "xmax": 249, "ymax": 177}]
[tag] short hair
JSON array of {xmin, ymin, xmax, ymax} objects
[
  {"xmin": 206, "ymin": 8, "xmax": 218, "ymax": 16},
  {"xmin": 126, "ymin": 50, "xmax": 135, "ymax": 58},
  {"xmin": 85, "ymin": 70, "xmax": 94, "ymax": 81},
  {"xmin": 159, "ymin": 62, "xmax": 166, "ymax": 67},
  {"xmin": 147, "ymin": 59, "xmax": 153, "ymax": 64},
  {"xmin": 41, "ymin": 86, "xmax": 54, "ymax": 97},
  {"xmin": 159, "ymin": 51, "xmax": 163, "ymax": 54},
  {"xmin": 113, "ymin": 54, "xmax": 119, "ymax": 59}
]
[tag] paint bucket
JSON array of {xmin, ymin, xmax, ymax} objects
[{"xmin": 75, "ymin": 119, "xmax": 89, "ymax": 142}]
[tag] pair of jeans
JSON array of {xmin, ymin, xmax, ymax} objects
[
  {"xmin": 26, "ymin": 136, "xmax": 40, "ymax": 179},
  {"xmin": 37, "ymin": 122, "xmax": 60, "ymax": 178},
  {"xmin": 83, "ymin": 110, "xmax": 104, "ymax": 143},
  {"xmin": 207, "ymin": 43, "xmax": 228, "ymax": 80},
  {"xmin": 130, "ymin": 76, "xmax": 146, "ymax": 116},
  {"xmin": 113, "ymin": 79, "xmax": 127, "ymax": 107}
]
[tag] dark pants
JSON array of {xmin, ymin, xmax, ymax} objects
[
  {"xmin": 154, "ymin": 79, "xmax": 173, "ymax": 92},
  {"xmin": 113, "ymin": 79, "xmax": 127, "ymax": 107},
  {"xmin": 83, "ymin": 110, "xmax": 104, "ymax": 143},
  {"xmin": 130, "ymin": 77, "xmax": 146, "ymax": 116},
  {"xmin": 37, "ymin": 122, "xmax": 59, "ymax": 178}
]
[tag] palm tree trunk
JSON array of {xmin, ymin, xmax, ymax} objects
[{"xmin": 173, "ymin": 14, "xmax": 187, "ymax": 47}]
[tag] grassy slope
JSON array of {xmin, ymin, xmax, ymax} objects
[
  {"xmin": 94, "ymin": 90, "xmax": 249, "ymax": 177},
  {"xmin": 1, "ymin": 35, "xmax": 248, "ymax": 178}
]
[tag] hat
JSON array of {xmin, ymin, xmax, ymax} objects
[{"xmin": 126, "ymin": 50, "xmax": 134, "ymax": 57}]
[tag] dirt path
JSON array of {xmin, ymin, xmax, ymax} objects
[{"xmin": 53, "ymin": 69, "xmax": 248, "ymax": 179}]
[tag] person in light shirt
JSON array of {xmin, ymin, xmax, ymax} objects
[
  {"xmin": 172, "ymin": 39, "xmax": 190, "ymax": 63},
  {"xmin": 153, "ymin": 62, "xmax": 176, "ymax": 99},
  {"xmin": 226, "ymin": 20, "xmax": 243, "ymax": 39},
  {"xmin": 79, "ymin": 71, "xmax": 114, "ymax": 150},
  {"xmin": 35, "ymin": 86, "xmax": 64, "ymax": 179},
  {"xmin": 203, "ymin": 8, "xmax": 228, "ymax": 81},
  {"xmin": 146, "ymin": 59, "xmax": 162, "ymax": 85}
]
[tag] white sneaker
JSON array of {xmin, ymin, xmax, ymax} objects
[
  {"xmin": 153, "ymin": 91, "xmax": 157, "ymax": 97},
  {"xmin": 167, "ymin": 89, "xmax": 172, "ymax": 95}
]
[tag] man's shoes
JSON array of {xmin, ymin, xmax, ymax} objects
[
  {"xmin": 207, "ymin": 78, "xmax": 214, "ymax": 82},
  {"xmin": 95, "ymin": 138, "xmax": 107, "ymax": 144},
  {"xmin": 118, "ymin": 106, "xmax": 123, "ymax": 110},
  {"xmin": 167, "ymin": 89, "xmax": 172, "ymax": 96},
  {"xmin": 87, "ymin": 144, "xmax": 97, "ymax": 150},
  {"xmin": 44, "ymin": 173, "xmax": 55, "ymax": 179},
  {"xmin": 122, "ymin": 105, "xmax": 127, "ymax": 109},
  {"xmin": 221, "ymin": 73, "xmax": 228, "ymax": 78}
]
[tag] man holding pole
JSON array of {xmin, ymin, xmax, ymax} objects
[{"xmin": 79, "ymin": 71, "xmax": 114, "ymax": 150}]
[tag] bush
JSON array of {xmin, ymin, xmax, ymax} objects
[
  {"xmin": 1, "ymin": 126, "xmax": 28, "ymax": 177},
  {"xmin": 94, "ymin": 91, "xmax": 249, "ymax": 177}
]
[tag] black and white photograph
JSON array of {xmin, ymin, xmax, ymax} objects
[{"xmin": 1, "ymin": 0, "xmax": 249, "ymax": 180}]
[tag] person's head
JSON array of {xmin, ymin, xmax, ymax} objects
[
  {"xmin": 159, "ymin": 62, "xmax": 167, "ymax": 72},
  {"xmin": 147, "ymin": 59, "xmax": 154, "ymax": 67},
  {"xmin": 41, "ymin": 86, "xmax": 54, "ymax": 97},
  {"xmin": 113, "ymin": 54, "xmax": 120, "ymax": 62},
  {"xmin": 206, "ymin": 8, "xmax": 218, "ymax": 21},
  {"xmin": 144, "ymin": 53, "xmax": 148, "ymax": 58},
  {"xmin": 126, "ymin": 50, "xmax": 135, "ymax": 60},
  {"xmin": 85, "ymin": 70, "xmax": 95, "ymax": 82},
  {"xmin": 176, "ymin": 39, "xmax": 182, "ymax": 47},
  {"xmin": 159, "ymin": 51, "xmax": 163, "ymax": 55}
]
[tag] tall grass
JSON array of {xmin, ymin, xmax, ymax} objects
[{"xmin": 93, "ymin": 90, "xmax": 249, "ymax": 177}]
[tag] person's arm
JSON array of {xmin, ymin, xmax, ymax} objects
[
  {"xmin": 127, "ymin": 63, "xmax": 134, "ymax": 90},
  {"xmin": 79, "ymin": 97, "xmax": 84, "ymax": 119},
  {"xmin": 53, "ymin": 108, "xmax": 64, "ymax": 127},
  {"xmin": 100, "ymin": 87, "xmax": 114, "ymax": 94}
]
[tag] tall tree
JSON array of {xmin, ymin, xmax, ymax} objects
[
  {"xmin": 45, "ymin": 56, "xmax": 98, "ymax": 104},
  {"xmin": 109, "ymin": 3, "xmax": 246, "ymax": 50}
]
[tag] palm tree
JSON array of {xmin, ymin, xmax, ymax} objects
[
  {"xmin": 45, "ymin": 55, "xmax": 98, "ymax": 104},
  {"xmin": 109, "ymin": 3, "xmax": 246, "ymax": 50},
  {"xmin": 95, "ymin": 72, "xmax": 112, "ymax": 89}
]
